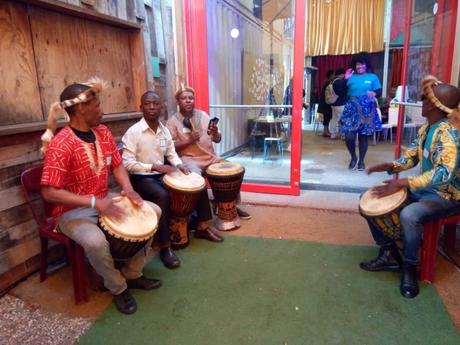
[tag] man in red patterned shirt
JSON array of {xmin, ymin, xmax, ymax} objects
[{"xmin": 41, "ymin": 81, "xmax": 159, "ymax": 315}]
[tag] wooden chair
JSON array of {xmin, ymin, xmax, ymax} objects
[
  {"xmin": 420, "ymin": 214, "xmax": 460, "ymax": 283},
  {"xmin": 21, "ymin": 165, "xmax": 88, "ymax": 304}
]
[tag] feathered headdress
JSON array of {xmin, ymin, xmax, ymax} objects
[
  {"xmin": 422, "ymin": 75, "xmax": 460, "ymax": 130},
  {"xmin": 41, "ymin": 77, "xmax": 107, "ymax": 154}
]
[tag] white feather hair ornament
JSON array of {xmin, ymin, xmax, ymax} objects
[{"xmin": 40, "ymin": 77, "xmax": 107, "ymax": 154}]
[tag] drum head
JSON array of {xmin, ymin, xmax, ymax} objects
[
  {"xmin": 163, "ymin": 171, "xmax": 205, "ymax": 192},
  {"xmin": 100, "ymin": 196, "xmax": 158, "ymax": 240},
  {"xmin": 206, "ymin": 161, "xmax": 244, "ymax": 176},
  {"xmin": 359, "ymin": 188, "xmax": 408, "ymax": 217}
]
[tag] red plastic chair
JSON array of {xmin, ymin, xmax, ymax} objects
[
  {"xmin": 21, "ymin": 164, "xmax": 88, "ymax": 304},
  {"xmin": 420, "ymin": 214, "xmax": 460, "ymax": 283}
]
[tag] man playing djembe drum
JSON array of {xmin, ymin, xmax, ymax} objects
[
  {"xmin": 166, "ymin": 86, "xmax": 251, "ymax": 222},
  {"xmin": 41, "ymin": 79, "xmax": 160, "ymax": 315},
  {"xmin": 361, "ymin": 76, "xmax": 460, "ymax": 298},
  {"xmin": 122, "ymin": 91, "xmax": 224, "ymax": 251}
]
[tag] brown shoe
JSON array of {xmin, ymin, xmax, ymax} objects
[{"xmin": 194, "ymin": 227, "xmax": 224, "ymax": 242}]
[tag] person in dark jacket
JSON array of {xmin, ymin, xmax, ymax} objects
[
  {"xmin": 317, "ymin": 70, "xmax": 334, "ymax": 137},
  {"xmin": 329, "ymin": 68, "xmax": 348, "ymax": 139}
]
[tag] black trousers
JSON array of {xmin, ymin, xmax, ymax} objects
[
  {"xmin": 130, "ymin": 174, "xmax": 171, "ymax": 246},
  {"xmin": 130, "ymin": 174, "xmax": 213, "ymax": 242}
]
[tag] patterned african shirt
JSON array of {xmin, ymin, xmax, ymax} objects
[
  {"xmin": 41, "ymin": 125, "xmax": 121, "ymax": 218},
  {"xmin": 389, "ymin": 120, "xmax": 460, "ymax": 201}
]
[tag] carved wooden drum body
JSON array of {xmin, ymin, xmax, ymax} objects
[
  {"xmin": 359, "ymin": 188, "xmax": 410, "ymax": 240},
  {"xmin": 163, "ymin": 171, "xmax": 206, "ymax": 249},
  {"xmin": 205, "ymin": 162, "xmax": 245, "ymax": 231}
]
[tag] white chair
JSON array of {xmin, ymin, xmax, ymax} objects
[
  {"xmin": 380, "ymin": 107, "xmax": 399, "ymax": 142},
  {"xmin": 312, "ymin": 105, "xmax": 323, "ymax": 134},
  {"xmin": 405, "ymin": 102, "xmax": 425, "ymax": 142}
]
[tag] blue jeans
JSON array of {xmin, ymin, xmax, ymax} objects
[{"xmin": 366, "ymin": 190, "xmax": 460, "ymax": 265}]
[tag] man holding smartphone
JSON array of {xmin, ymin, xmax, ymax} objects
[{"xmin": 166, "ymin": 86, "xmax": 251, "ymax": 220}]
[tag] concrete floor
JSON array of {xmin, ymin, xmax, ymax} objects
[{"xmin": 227, "ymin": 126, "xmax": 411, "ymax": 191}]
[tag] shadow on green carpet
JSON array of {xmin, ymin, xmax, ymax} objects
[{"xmin": 79, "ymin": 236, "xmax": 459, "ymax": 345}]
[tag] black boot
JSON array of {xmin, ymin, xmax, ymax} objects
[
  {"xmin": 400, "ymin": 263, "xmax": 419, "ymax": 298},
  {"xmin": 360, "ymin": 243, "xmax": 402, "ymax": 272}
]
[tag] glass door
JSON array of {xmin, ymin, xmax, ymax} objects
[
  {"xmin": 391, "ymin": 0, "xmax": 458, "ymax": 156},
  {"xmin": 183, "ymin": 0, "xmax": 305, "ymax": 195}
]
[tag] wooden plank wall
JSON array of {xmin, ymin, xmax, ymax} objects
[
  {"xmin": 0, "ymin": 0, "xmax": 161, "ymax": 292},
  {"xmin": 0, "ymin": 120, "xmax": 139, "ymax": 292},
  {"xmin": 0, "ymin": 2, "xmax": 43, "ymax": 126},
  {"xmin": 29, "ymin": 7, "xmax": 136, "ymax": 116}
]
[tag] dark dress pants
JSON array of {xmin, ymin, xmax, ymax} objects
[{"xmin": 130, "ymin": 174, "xmax": 171, "ymax": 247}]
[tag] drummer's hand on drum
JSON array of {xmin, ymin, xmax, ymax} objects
[
  {"xmin": 96, "ymin": 197, "xmax": 126, "ymax": 219},
  {"xmin": 121, "ymin": 189, "xmax": 143, "ymax": 207},
  {"xmin": 366, "ymin": 162, "xmax": 393, "ymax": 175},
  {"xmin": 177, "ymin": 164, "xmax": 191, "ymax": 175},
  {"xmin": 371, "ymin": 178, "xmax": 408, "ymax": 198},
  {"xmin": 155, "ymin": 165, "xmax": 178, "ymax": 174}
]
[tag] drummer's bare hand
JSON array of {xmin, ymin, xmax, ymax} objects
[
  {"xmin": 177, "ymin": 164, "xmax": 191, "ymax": 175},
  {"xmin": 121, "ymin": 189, "xmax": 143, "ymax": 207},
  {"xmin": 371, "ymin": 179, "xmax": 406, "ymax": 198},
  {"xmin": 95, "ymin": 197, "xmax": 126, "ymax": 219},
  {"xmin": 366, "ymin": 162, "xmax": 393, "ymax": 175},
  {"xmin": 157, "ymin": 165, "xmax": 177, "ymax": 174}
]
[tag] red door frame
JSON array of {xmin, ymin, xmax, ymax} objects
[
  {"xmin": 393, "ymin": 0, "xmax": 458, "ymax": 159},
  {"xmin": 393, "ymin": 0, "xmax": 412, "ymax": 159},
  {"xmin": 183, "ymin": 0, "xmax": 305, "ymax": 196},
  {"xmin": 431, "ymin": 0, "xmax": 458, "ymax": 82}
]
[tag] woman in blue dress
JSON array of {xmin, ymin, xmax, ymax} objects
[{"xmin": 340, "ymin": 53, "xmax": 382, "ymax": 171}]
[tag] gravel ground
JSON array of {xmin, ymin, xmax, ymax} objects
[{"xmin": 0, "ymin": 294, "xmax": 92, "ymax": 345}]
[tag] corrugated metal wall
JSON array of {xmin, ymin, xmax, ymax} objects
[{"xmin": 207, "ymin": 0, "xmax": 284, "ymax": 155}]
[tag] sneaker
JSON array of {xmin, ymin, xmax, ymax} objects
[
  {"xmin": 357, "ymin": 161, "xmax": 365, "ymax": 171},
  {"xmin": 113, "ymin": 289, "xmax": 137, "ymax": 315},
  {"xmin": 237, "ymin": 207, "xmax": 252, "ymax": 220}
]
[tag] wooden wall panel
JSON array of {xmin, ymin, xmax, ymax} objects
[
  {"xmin": 0, "ymin": 185, "xmax": 27, "ymax": 213},
  {"xmin": 0, "ymin": 0, "xmax": 155, "ymax": 292},
  {"xmin": 0, "ymin": 237, "xmax": 41, "ymax": 274},
  {"xmin": 0, "ymin": 142, "xmax": 41, "ymax": 170},
  {"xmin": 29, "ymin": 6, "xmax": 136, "ymax": 117},
  {"xmin": 0, "ymin": 2, "xmax": 43, "ymax": 126}
]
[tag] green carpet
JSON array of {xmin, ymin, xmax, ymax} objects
[{"xmin": 79, "ymin": 236, "xmax": 460, "ymax": 345}]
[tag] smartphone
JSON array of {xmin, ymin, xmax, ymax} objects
[{"xmin": 207, "ymin": 117, "xmax": 219, "ymax": 134}]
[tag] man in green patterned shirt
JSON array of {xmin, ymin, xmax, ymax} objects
[{"xmin": 359, "ymin": 76, "xmax": 460, "ymax": 299}]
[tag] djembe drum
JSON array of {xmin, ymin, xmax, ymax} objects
[
  {"xmin": 163, "ymin": 171, "xmax": 206, "ymax": 249},
  {"xmin": 99, "ymin": 195, "xmax": 158, "ymax": 259},
  {"xmin": 359, "ymin": 187, "xmax": 410, "ymax": 240},
  {"xmin": 205, "ymin": 161, "xmax": 245, "ymax": 231}
]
